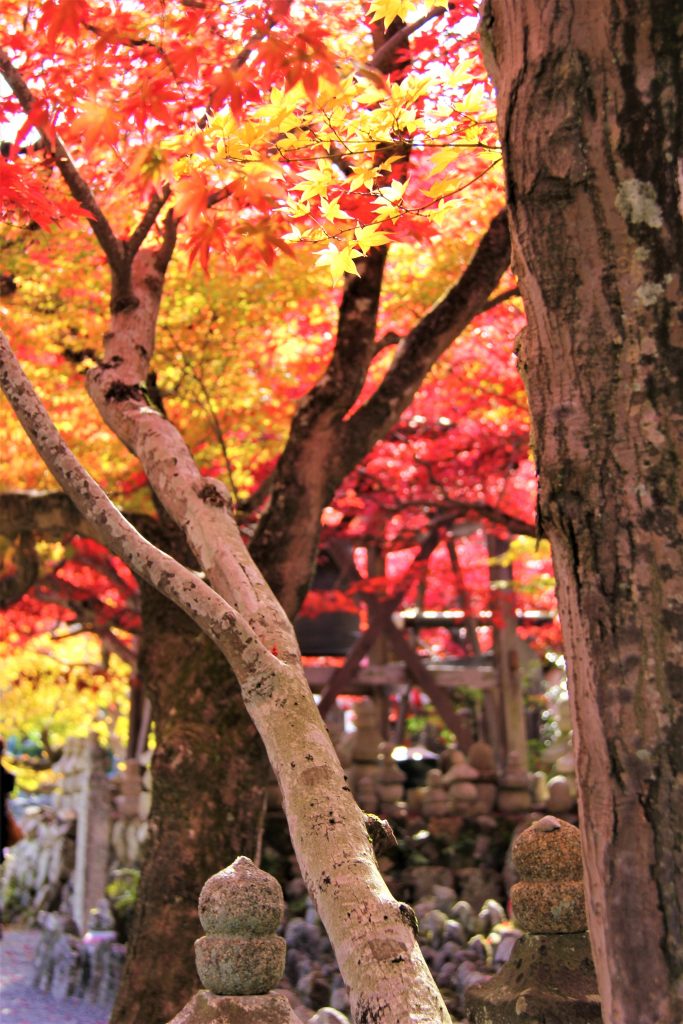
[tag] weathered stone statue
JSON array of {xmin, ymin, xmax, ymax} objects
[
  {"xmin": 465, "ymin": 816, "xmax": 601, "ymax": 1023},
  {"xmin": 496, "ymin": 750, "xmax": 531, "ymax": 814},
  {"xmin": 442, "ymin": 750, "xmax": 479, "ymax": 815},
  {"xmin": 168, "ymin": 856, "xmax": 299, "ymax": 1023}
]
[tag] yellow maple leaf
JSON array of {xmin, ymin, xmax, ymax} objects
[
  {"xmin": 348, "ymin": 165, "xmax": 379, "ymax": 192},
  {"xmin": 367, "ymin": 0, "xmax": 446, "ymax": 30},
  {"xmin": 315, "ymin": 242, "xmax": 363, "ymax": 284},
  {"xmin": 320, "ymin": 197, "xmax": 352, "ymax": 222},
  {"xmin": 292, "ymin": 161, "xmax": 337, "ymax": 202},
  {"xmin": 428, "ymin": 145, "xmax": 466, "ymax": 176},
  {"xmin": 354, "ymin": 223, "xmax": 392, "ymax": 253}
]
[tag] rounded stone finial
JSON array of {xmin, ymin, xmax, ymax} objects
[
  {"xmin": 510, "ymin": 817, "xmax": 586, "ymax": 933},
  {"xmin": 194, "ymin": 857, "xmax": 286, "ymax": 996},
  {"xmin": 198, "ymin": 856, "xmax": 284, "ymax": 936}
]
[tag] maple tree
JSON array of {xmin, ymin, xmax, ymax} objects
[
  {"xmin": 0, "ymin": 2, "xmax": 548, "ymax": 1021},
  {"xmin": 484, "ymin": 2, "xmax": 682, "ymax": 1022}
]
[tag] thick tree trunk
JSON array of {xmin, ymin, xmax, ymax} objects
[
  {"xmin": 111, "ymin": 583, "xmax": 267, "ymax": 1024},
  {"xmin": 483, "ymin": 4, "xmax": 682, "ymax": 1023}
]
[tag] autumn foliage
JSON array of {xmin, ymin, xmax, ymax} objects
[{"xmin": 1, "ymin": 0, "xmax": 555, "ymax": 742}]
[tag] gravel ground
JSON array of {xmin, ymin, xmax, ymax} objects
[{"xmin": 0, "ymin": 927, "xmax": 110, "ymax": 1024}]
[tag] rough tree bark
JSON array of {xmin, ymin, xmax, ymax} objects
[
  {"xmin": 482, "ymin": 3, "xmax": 682, "ymax": 1022},
  {"xmin": 111, "ymin": 537, "xmax": 268, "ymax": 1024}
]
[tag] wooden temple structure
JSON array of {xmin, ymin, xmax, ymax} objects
[{"xmin": 295, "ymin": 538, "xmax": 555, "ymax": 770}]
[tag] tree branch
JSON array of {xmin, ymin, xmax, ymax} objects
[
  {"xmin": 482, "ymin": 285, "xmax": 520, "ymax": 311},
  {"xmin": 0, "ymin": 490, "xmax": 97, "ymax": 540},
  {"xmin": 155, "ymin": 208, "xmax": 178, "ymax": 271},
  {"xmin": 249, "ymin": 18, "xmax": 426, "ymax": 613},
  {"xmin": 432, "ymin": 500, "xmax": 534, "ymax": 537},
  {"xmin": 0, "ymin": 330, "xmax": 279, "ymax": 683},
  {"xmin": 0, "ymin": 533, "xmax": 39, "ymax": 608},
  {"xmin": 126, "ymin": 185, "xmax": 172, "ymax": 259},
  {"xmin": 370, "ymin": 7, "xmax": 444, "ymax": 73},
  {"xmin": 0, "ymin": 49, "xmax": 126, "ymax": 291},
  {"xmin": 339, "ymin": 208, "xmax": 511, "ymax": 473}
]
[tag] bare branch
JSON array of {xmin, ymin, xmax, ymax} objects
[
  {"xmin": 127, "ymin": 185, "xmax": 172, "ymax": 258},
  {"xmin": 238, "ymin": 471, "xmax": 275, "ymax": 517},
  {"xmin": 370, "ymin": 496, "xmax": 535, "ymax": 538},
  {"xmin": 370, "ymin": 7, "xmax": 444, "ymax": 73},
  {"xmin": 339, "ymin": 209, "xmax": 511, "ymax": 472},
  {"xmin": 155, "ymin": 208, "xmax": 178, "ymax": 271},
  {"xmin": 482, "ymin": 285, "xmax": 520, "ymax": 311},
  {"xmin": 0, "ymin": 490, "xmax": 96, "ymax": 540},
  {"xmin": 101, "ymin": 628, "xmax": 137, "ymax": 667},
  {"xmin": 376, "ymin": 329, "xmax": 402, "ymax": 351}
]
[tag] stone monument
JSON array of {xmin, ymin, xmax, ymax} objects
[
  {"xmin": 375, "ymin": 742, "xmax": 406, "ymax": 815},
  {"xmin": 496, "ymin": 751, "xmax": 531, "ymax": 814},
  {"xmin": 168, "ymin": 856, "xmax": 299, "ymax": 1024},
  {"xmin": 465, "ymin": 815, "xmax": 601, "ymax": 1023},
  {"xmin": 70, "ymin": 736, "xmax": 112, "ymax": 934},
  {"xmin": 442, "ymin": 750, "xmax": 479, "ymax": 816},
  {"xmin": 348, "ymin": 699, "xmax": 383, "ymax": 790}
]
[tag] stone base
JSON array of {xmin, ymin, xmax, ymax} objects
[
  {"xmin": 167, "ymin": 990, "xmax": 299, "ymax": 1024},
  {"xmin": 465, "ymin": 932, "xmax": 601, "ymax": 1024}
]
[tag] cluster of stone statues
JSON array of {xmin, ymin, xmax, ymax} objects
[{"xmin": 324, "ymin": 698, "xmax": 578, "ymax": 825}]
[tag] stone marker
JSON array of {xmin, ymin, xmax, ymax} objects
[
  {"xmin": 465, "ymin": 815, "xmax": 601, "ymax": 1023},
  {"xmin": 167, "ymin": 856, "xmax": 299, "ymax": 1024},
  {"xmin": 70, "ymin": 736, "xmax": 112, "ymax": 934}
]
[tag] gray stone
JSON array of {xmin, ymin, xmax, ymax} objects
[
  {"xmin": 284, "ymin": 918, "xmax": 320, "ymax": 955},
  {"xmin": 547, "ymin": 774, "xmax": 576, "ymax": 813},
  {"xmin": 195, "ymin": 934, "xmax": 286, "ymax": 996},
  {"xmin": 466, "ymin": 818, "xmax": 600, "ymax": 1023},
  {"xmin": 72, "ymin": 736, "xmax": 112, "ymax": 934},
  {"xmin": 295, "ymin": 967, "xmax": 331, "ymax": 1008},
  {"xmin": 199, "ymin": 857, "xmax": 285, "ymax": 937},
  {"xmin": 467, "ymin": 935, "xmax": 488, "ymax": 962},
  {"xmin": 330, "ymin": 983, "xmax": 350, "ymax": 1014},
  {"xmin": 467, "ymin": 741, "xmax": 496, "ymax": 776},
  {"xmin": 443, "ymin": 919, "xmax": 466, "ymax": 945},
  {"xmin": 285, "ymin": 948, "xmax": 313, "ymax": 985},
  {"xmin": 511, "ymin": 817, "xmax": 586, "ymax": 933},
  {"xmin": 465, "ymin": 932, "xmax": 601, "ymax": 1023},
  {"xmin": 420, "ymin": 909, "xmax": 449, "ymax": 946},
  {"xmin": 476, "ymin": 898, "xmax": 505, "ymax": 933},
  {"xmin": 513, "ymin": 818, "xmax": 582, "ymax": 881},
  {"xmin": 309, "ymin": 1010, "xmax": 350, "ymax": 1024},
  {"xmin": 492, "ymin": 930, "xmax": 522, "ymax": 965},
  {"xmin": 168, "ymin": 990, "xmax": 300, "ymax": 1024},
  {"xmin": 511, "ymin": 878, "xmax": 586, "ymax": 933},
  {"xmin": 431, "ymin": 884, "xmax": 457, "ymax": 912},
  {"xmin": 450, "ymin": 900, "xmax": 479, "ymax": 937}
]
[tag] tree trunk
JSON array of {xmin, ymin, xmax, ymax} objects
[
  {"xmin": 111, "ymin": 583, "xmax": 268, "ymax": 1024},
  {"xmin": 482, "ymin": 4, "xmax": 682, "ymax": 1023}
]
